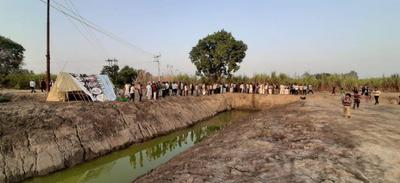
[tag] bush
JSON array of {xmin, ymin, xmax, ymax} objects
[{"xmin": 0, "ymin": 72, "xmax": 56, "ymax": 89}]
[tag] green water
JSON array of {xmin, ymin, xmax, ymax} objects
[{"xmin": 24, "ymin": 110, "xmax": 252, "ymax": 183}]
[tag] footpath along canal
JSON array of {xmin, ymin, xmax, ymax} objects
[{"xmin": 24, "ymin": 110, "xmax": 254, "ymax": 183}]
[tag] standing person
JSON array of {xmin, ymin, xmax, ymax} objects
[
  {"xmin": 180, "ymin": 82, "xmax": 184, "ymax": 96},
  {"xmin": 137, "ymin": 82, "xmax": 143, "ymax": 102},
  {"xmin": 332, "ymin": 86, "xmax": 336, "ymax": 95},
  {"xmin": 365, "ymin": 86, "xmax": 371, "ymax": 103},
  {"xmin": 264, "ymin": 83, "xmax": 269, "ymax": 95},
  {"xmin": 40, "ymin": 79, "xmax": 46, "ymax": 92},
  {"xmin": 184, "ymin": 83, "xmax": 189, "ymax": 96},
  {"xmin": 29, "ymin": 80, "xmax": 36, "ymax": 93},
  {"xmin": 129, "ymin": 84, "xmax": 135, "ymax": 102},
  {"xmin": 294, "ymin": 84, "xmax": 299, "ymax": 95},
  {"xmin": 342, "ymin": 93, "xmax": 352, "ymax": 118},
  {"xmin": 165, "ymin": 82, "xmax": 170, "ymax": 97},
  {"xmin": 172, "ymin": 82, "xmax": 177, "ymax": 96},
  {"xmin": 124, "ymin": 83, "xmax": 131, "ymax": 99},
  {"xmin": 285, "ymin": 86, "xmax": 290, "ymax": 95},
  {"xmin": 308, "ymin": 84, "xmax": 314, "ymax": 94},
  {"xmin": 190, "ymin": 83, "xmax": 194, "ymax": 95},
  {"xmin": 299, "ymin": 85, "xmax": 303, "ymax": 95},
  {"xmin": 279, "ymin": 84, "xmax": 285, "ymax": 95},
  {"xmin": 194, "ymin": 84, "xmax": 199, "ymax": 96},
  {"xmin": 202, "ymin": 83, "xmax": 206, "ymax": 95},
  {"xmin": 146, "ymin": 82, "xmax": 152, "ymax": 100},
  {"xmin": 353, "ymin": 90, "xmax": 361, "ymax": 109},
  {"xmin": 152, "ymin": 82, "xmax": 158, "ymax": 100},
  {"xmin": 268, "ymin": 84, "xmax": 273, "ymax": 95},
  {"xmin": 361, "ymin": 86, "xmax": 366, "ymax": 96},
  {"xmin": 177, "ymin": 82, "xmax": 180, "ymax": 96},
  {"xmin": 372, "ymin": 88, "xmax": 381, "ymax": 105}
]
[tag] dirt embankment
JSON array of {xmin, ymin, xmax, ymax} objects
[
  {"xmin": 0, "ymin": 94, "xmax": 297, "ymax": 183},
  {"xmin": 135, "ymin": 94, "xmax": 400, "ymax": 183}
]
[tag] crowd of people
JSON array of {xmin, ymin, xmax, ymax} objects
[
  {"xmin": 121, "ymin": 81, "xmax": 315, "ymax": 101},
  {"xmin": 340, "ymin": 86, "xmax": 382, "ymax": 118}
]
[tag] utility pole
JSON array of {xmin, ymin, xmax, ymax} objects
[
  {"xmin": 46, "ymin": 0, "xmax": 51, "ymax": 91},
  {"xmin": 105, "ymin": 58, "xmax": 118, "ymax": 81},
  {"xmin": 105, "ymin": 58, "xmax": 118, "ymax": 67},
  {"xmin": 154, "ymin": 54, "xmax": 161, "ymax": 81}
]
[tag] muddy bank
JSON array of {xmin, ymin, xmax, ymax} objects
[
  {"xmin": 135, "ymin": 94, "xmax": 400, "ymax": 183},
  {"xmin": 0, "ymin": 94, "xmax": 297, "ymax": 183}
]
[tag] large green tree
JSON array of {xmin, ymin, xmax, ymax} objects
[
  {"xmin": 117, "ymin": 66, "xmax": 138, "ymax": 84},
  {"xmin": 100, "ymin": 65, "xmax": 120, "ymax": 83},
  {"xmin": 100, "ymin": 65, "xmax": 138, "ymax": 87},
  {"xmin": 0, "ymin": 35, "xmax": 25, "ymax": 77},
  {"xmin": 189, "ymin": 30, "xmax": 247, "ymax": 82}
]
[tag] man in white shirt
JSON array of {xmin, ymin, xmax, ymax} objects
[
  {"xmin": 29, "ymin": 80, "xmax": 36, "ymax": 93},
  {"xmin": 129, "ymin": 84, "xmax": 135, "ymax": 101},
  {"xmin": 146, "ymin": 83, "xmax": 152, "ymax": 100}
]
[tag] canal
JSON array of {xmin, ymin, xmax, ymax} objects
[{"xmin": 24, "ymin": 110, "xmax": 253, "ymax": 183}]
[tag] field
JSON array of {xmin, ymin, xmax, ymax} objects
[{"xmin": 135, "ymin": 93, "xmax": 400, "ymax": 183}]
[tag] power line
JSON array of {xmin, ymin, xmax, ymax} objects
[
  {"xmin": 62, "ymin": 0, "xmax": 109, "ymax": 57},
  {"xmin": 38, "ymin": 0, "xmax": 155, "ymax": 57}
]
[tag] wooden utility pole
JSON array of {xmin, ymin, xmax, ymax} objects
[{"xmin": 46, "ymin": 0, "xmax": 51, "ymax": 91}]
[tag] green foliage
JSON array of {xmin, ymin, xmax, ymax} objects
[
  {"xmin": 172, "ymin": 74, "xmax": 198, "ymax": 83},
  {"xmin": 100, "ymin": 65, "xmax": 120, "ymax": 83},
  {"xmin": 227, "ymin": 71, "xmax": 398, "ymax": 92},
  {"xmin": 117, "ymin": 66, "xmax": 138, "ymax": 84},
  {"xmin": 0, "ymin": 35, "xmax": 25, "ymax": 77},
  {"xmin": 100, "ymin": 65, "xmax": 138, "ymax": 88},
  {"xmin": 0, "ymin": 71, "xmax": 56, "ymax": 89},
  {"xmin": 189, "ymin": 30, "xmax": 247, "ymax": 82}
]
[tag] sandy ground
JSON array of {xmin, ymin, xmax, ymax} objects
[{"xmin": 135, "ymin": 93, "xmax": 400, "ymax": 183}]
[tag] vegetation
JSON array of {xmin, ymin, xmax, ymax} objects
[
  {"xmin": 100, "ymin": 65, "xmax": 138, "ymax": 88},
  {"xmin": 169, "ymin": 71, "xmax": 400, "ymax": 92},
  {"xmin": 189, "ymin": 30, "xmax": 247, "ymax": 82},
  {"xmin": 1, "ymin": 71, "xmax": 56, "ymax": 89},
  {"xmin": 0, "ymin": 35, "xmax": 25, "ymax": 77}
]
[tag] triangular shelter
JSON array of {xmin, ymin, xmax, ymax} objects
[{"xmin": 47, "ymin": 72, "xmax": 116, "ymax": 102}]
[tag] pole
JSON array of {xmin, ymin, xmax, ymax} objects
[
  {"xmin": 154, "ymin": 55, "xmax": 161, "ymax": 81},
  {"xmin": 158, "ymin": 61, "xmax": 160, "ymax": 81},
  {"xmin": 46, "ymin": 0, "xmax": 51, "ymax": 91}
]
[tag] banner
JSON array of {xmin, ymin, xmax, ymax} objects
[{"xmin": 71, "ymin": 73, "xmax": 117, "ymax": 102}]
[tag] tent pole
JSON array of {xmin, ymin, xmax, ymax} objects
[{"xmin": 71, "ymin": 91, "xmax": 78, "ymax": 101}]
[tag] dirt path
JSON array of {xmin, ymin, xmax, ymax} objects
[{"xmin": 135, "ymin": 94, "xmax": 400, "ymax": 183}]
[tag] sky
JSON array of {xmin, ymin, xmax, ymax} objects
[{"xmin": 0, "ymin": 0, "xmax": 399, "ymax": 78}]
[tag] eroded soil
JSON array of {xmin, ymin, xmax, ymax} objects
[{"xmin": 135, "ymin": 94, "xmax": 400, "ymax": 183}]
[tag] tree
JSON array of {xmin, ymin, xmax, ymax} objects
[
  {"xmin": 117, "ymin": 66, "xmax": 137, "ymax": 85},
  {"xmin": 189, "ymin": 30, "xmax": 247, "ymax": 82},
  {"xmin": 100, "ymin": 65, "xmax": 119, "ymax": 83},
  {"xmin": 0, "ymin": 35, "xmax": 25, "ymax": 77},
  {"xmin": 136, "ymin": 69, "xmax": 153, "ymax": 83},
  {"xmin": 344, "ymin": 70, "xmax": 358, "ymax": 79}
]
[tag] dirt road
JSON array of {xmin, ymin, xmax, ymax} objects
[{"xmin": 135, "ymin": 94, "xmax": 400, "ymax": 183}]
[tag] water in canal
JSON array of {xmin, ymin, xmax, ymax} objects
[{"xmin": 24, "ymin": 110, "xmax": 253, "ymax": 183}]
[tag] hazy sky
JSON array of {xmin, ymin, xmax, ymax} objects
[{"xmin": 1, "ymin": 0, "xmax": 399, "ymax": 78}]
